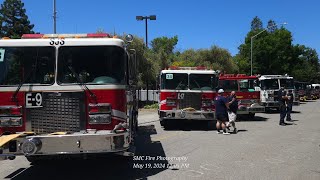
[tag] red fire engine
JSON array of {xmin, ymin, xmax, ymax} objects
[
  {"xmin": 218, "ymin": 74, "xmax": 265, "ymax": 119},
  {"xmin": 158, "ymin": 67, "xmax": 219, "ymax": 128},
  {"xmin": 0, "ymin": 33, "xmax": 138, "ymax": 163}
]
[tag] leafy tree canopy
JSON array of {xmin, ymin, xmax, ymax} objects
[{"xmin": 0, "ymin": 0, "xmax": 34, "ymax": 38}]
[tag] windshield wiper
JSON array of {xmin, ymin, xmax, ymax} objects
[
  {"xmin": 68, "ymin": 66, "xmax": 97, "ymax": 103},
  {"xmin": 11, "ymin": 65, "xmax": 37, "ymax": 105}
]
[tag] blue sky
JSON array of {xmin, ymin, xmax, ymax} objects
[{"xmin": 1, "ymin": 0, "xmax": 319, "ymax": 56}]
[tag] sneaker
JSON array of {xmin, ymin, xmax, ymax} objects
[
  {"xmin": 233, "ymin": 128, "xmax": 238, "ymax": 134},
  {"xmin": 279, "ymin": 123, "xmax": 286, "ymax": 126},
  {"xmin": 216, "ymin": 131, "xmax": 222, "ymax": 134},
  {"xmin": 223, "ymin": 130, "xmax": 230, "ymax": 135}
]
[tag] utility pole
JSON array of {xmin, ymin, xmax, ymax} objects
[{"xmin": 53, "ymin": 0, "xmax": 57, "ymax": 34}]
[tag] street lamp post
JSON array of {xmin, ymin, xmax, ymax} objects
[
  {"xmin": 250, "ymin": 22, "xmax": 287, "ymax": 75},
  {"xmin": 136, "ymin": 15, "xmax": 156, "ymax": 104},
  {"xmin": 136, "ymin": 15, "xmax": 156, "ymax": 48}
]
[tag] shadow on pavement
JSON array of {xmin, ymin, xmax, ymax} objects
[
  {"xmin": 163, "ymin": 120, "xmax": 216, "ymax": 131},
  {"xmin": 237, "ymin": 115, "xmax": 268, "ymax": 122},
  {"xmin": 8, "ymin": 125, "xmax": 168, "ymax": 180},
  {"xmin": 236, "ymin": 129, "xmax": 248, "ymax": 133}
]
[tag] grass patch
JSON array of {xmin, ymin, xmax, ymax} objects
[{"xmin": 143, "ymin": 103, "xmax": 158, "ymax": 109}]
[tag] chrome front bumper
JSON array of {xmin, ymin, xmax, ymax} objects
[
  {"xmin": 262, "ymin": 101, "xmax": 280, "ymax": 108},
  {"xmin": 159, "ymin": 110, "xmax": 215, "ymax": 120},
  {"xmin": 237, "ymin": 103, "xmax": 265, "ymax": 114},
  {"xmin": 0, "ymin": 130, "xmax": 132, "ymax": 160}
]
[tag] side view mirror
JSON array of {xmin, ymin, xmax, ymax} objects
[{"xmin": 125, "ymin": 34, "xmax": 134, "ymax": 44}]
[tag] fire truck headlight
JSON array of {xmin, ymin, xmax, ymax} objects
[
  {"xmin": 21, "ymin": 138, "xmax": 42, "ymax": 155},
  {"xmin": 0, "ymin": 117, "xmax": 22, "ymax": 127},
  {"xmin": 89, "ymin": 114, "xmax": 112, "ymax": 124},
  {"xmin": 166, "ymin": 99, "xmax": 177, "ymax": 106},
  {"xmin": 201, "ymin": 101, "xmax": 212, "ymax": 107}
]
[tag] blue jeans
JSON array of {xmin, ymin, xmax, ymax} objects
[{"xmin": 286, "ymin": 104, "xmax": 292, "ymax": 120}]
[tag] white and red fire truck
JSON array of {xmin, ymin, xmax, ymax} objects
[
  {"xmin": 218, "ymin": 74, "xmax": 265, "ymax": 119},
  {"xmin": 158, "ymin": 67, "xmax": 218, "ymax": 128},
  {"xmin": 0, "ymin": 33, "xmax": 138, "ymax": 163},
  {"xmin": 257, "ymin": 75, "xmax": 299, "ymax": 111}
]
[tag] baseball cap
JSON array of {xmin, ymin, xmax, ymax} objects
[{"xmin": 218, "ymin": 89, "xmax": 224, "ymax": 93}]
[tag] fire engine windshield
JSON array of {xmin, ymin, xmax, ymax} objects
[
  {"xmin": 57, "ymin": 46, "xmax": 126, "ymax": 85},
  {"xmin": 189, "ymin": 74, "xmax": 215, "ymax": 90},
  {"xmin": 295, "ymin": 82, "xmax": 307, "ymax": 90},
  {"xmin": 260, "ymin": 79, "xmax": 279, "ymax": 90},
  {"xmin": 161, "ymin": 73, "xmax": 188, "ymax": 90},
  {"xmin": 279, "ymin": 79, "xmax": 294, "ymax": 89},
  {"xmin": 0, "ymin": 46, "xmax": 55, "ymax": 86},
  {"xmin": 219, "ymin": 80, "xmax": 238, "ymax": 91},
  {"xmin": 239, "ymin": 79, "xmax": 257, "ymax": 92}
]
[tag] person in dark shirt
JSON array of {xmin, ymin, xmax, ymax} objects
[
  {"xmin": 278, "ymin": 87, "xmax": 288, "ymax": 126},
  {"xmin": 214, "ymin": 89, "xmax": 230, "ymax": 135},
  {"xmin": 226, "ymin": 91, "xmax": 238, "ymax": 133},
  {"xmin": 286, "ymin": 89, "xmax": 294, "ymax": 121}
]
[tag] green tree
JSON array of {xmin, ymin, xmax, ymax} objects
[
  {"xmin": 267, "ymin": 20, "xmax": 277, "ymax": 32},
  {"xmin": 237, "ymin": 17, "xmax": 293, "ymax": 75},
  {"xmin": 0, "ymin": 0, "xmax": 34, "ymax": 38},
  {"xmin": 251, "ymin": 16, "xmax": 263, "ymax": 31},
  {"xmin": 150, "ymin": 36, "xmax": 178, "ymax": 69},
  {"xmin": 173, "ymin": 46, "xmax": 238, "ymax": 73},
  {"xmin": 291, "ymin": 45, "xmax": 320, "ymax": 82}
]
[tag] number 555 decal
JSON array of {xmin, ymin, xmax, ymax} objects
[{"xmin": 26, "ymin": 92, "xmax": 43, "ymax": 108}]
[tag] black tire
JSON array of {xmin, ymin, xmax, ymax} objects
[
  {"xmin": 135, "ymin": 118, "xmax": 138, "ymax": 132},
  {"xmin": 207, "ymin": 120, "xmax": 216, "ymax": 130},
  {"xmin": 248, "ymin": 113, "xmax": 255, "ymax": 120},
  {"xmin": 160, "ymin": 118, "xmax": 165, "ymax": 126}
]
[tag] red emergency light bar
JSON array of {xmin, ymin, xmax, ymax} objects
[
  {"xmin": 168, "ymin": 66, "xmax": 210, "ymax": 70},
  {"xmin": 219, "ymin": 74, "xmax": 258, "ymax": 80},
  {"xmin": 87, "ymin": 33, "xmax": 111, "ymax": 38},
  {"xmin": 21, "ymin": 34, "xmax": 44, "ymax": 39},
  {"xmin": 21, "ymin": 33, "xmax": 111, "ymax": 39}
]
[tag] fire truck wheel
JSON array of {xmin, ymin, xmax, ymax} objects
[
  {"xmin": 207, "ymin": 120, "xmax": 215, "ymax": 130},
  {"xmin": 248, "ymin": 113, "xmax": 255, "ymax": 120},
  {"xmin": 135, "ymin": 118, "xmax": 138, "ymax": 132}
]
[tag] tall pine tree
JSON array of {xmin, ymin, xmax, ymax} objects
[
  {"xmin": 0, "ymin": 0, "xmax": 34, "ymax": 38},
  {"xmin": 251, "ymin": 16, "xmax": 263, "ymax": 31}
]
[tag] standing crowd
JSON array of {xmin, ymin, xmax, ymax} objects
[{"xmin": 214, "ymin": 87, "xmax": 294, "ymax": 134}]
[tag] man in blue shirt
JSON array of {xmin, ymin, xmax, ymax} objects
[{"xmin": 214, "ymin": 89, "xmax": 230, "ymax": 135}]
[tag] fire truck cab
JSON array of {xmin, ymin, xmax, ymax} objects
[
  {"xmin": 0, "ymin": 33, "xmax": 138, "ymax": 162},
  {"xmin": 158, "ymin": 67, "xmax": 218, "ymax": 129},
  {"xmin": 294, "ymin": 81, "xmax": 310, "ymax": 101},
  {"xmin": 257, "ymin": 75, "xmax": 299, "ymax": 111},
  {"xmin": 311, "ymin": 84, "xmax": 320, "ymax": 99},
  {"xmin": 218, "ymin": 74, "xmax": 265, "ymax": 119}
]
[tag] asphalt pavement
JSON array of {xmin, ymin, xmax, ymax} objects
[{"xmin": 0, "ymin": 100, "xmax": 319, "ymax": 180}]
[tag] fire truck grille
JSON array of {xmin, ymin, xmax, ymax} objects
[
  {"xmin": 27, "ymin": 92, "xmax": 85, "ymax": 134},
  {"xmin": 178, "ymin": 93, "xmax": 201, "ymax": 110}
]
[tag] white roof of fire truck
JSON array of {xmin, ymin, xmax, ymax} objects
[
  {"xmin": 0, "ymin": 33, "xmax": 125, "ymax": 47},
  {"xmin": 161, "ymin": 67, "xmax": 218, "ymax": 75},
  {"xmin": 258, "ymin": 74, "xmax": 293, "ymax": 80}
]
